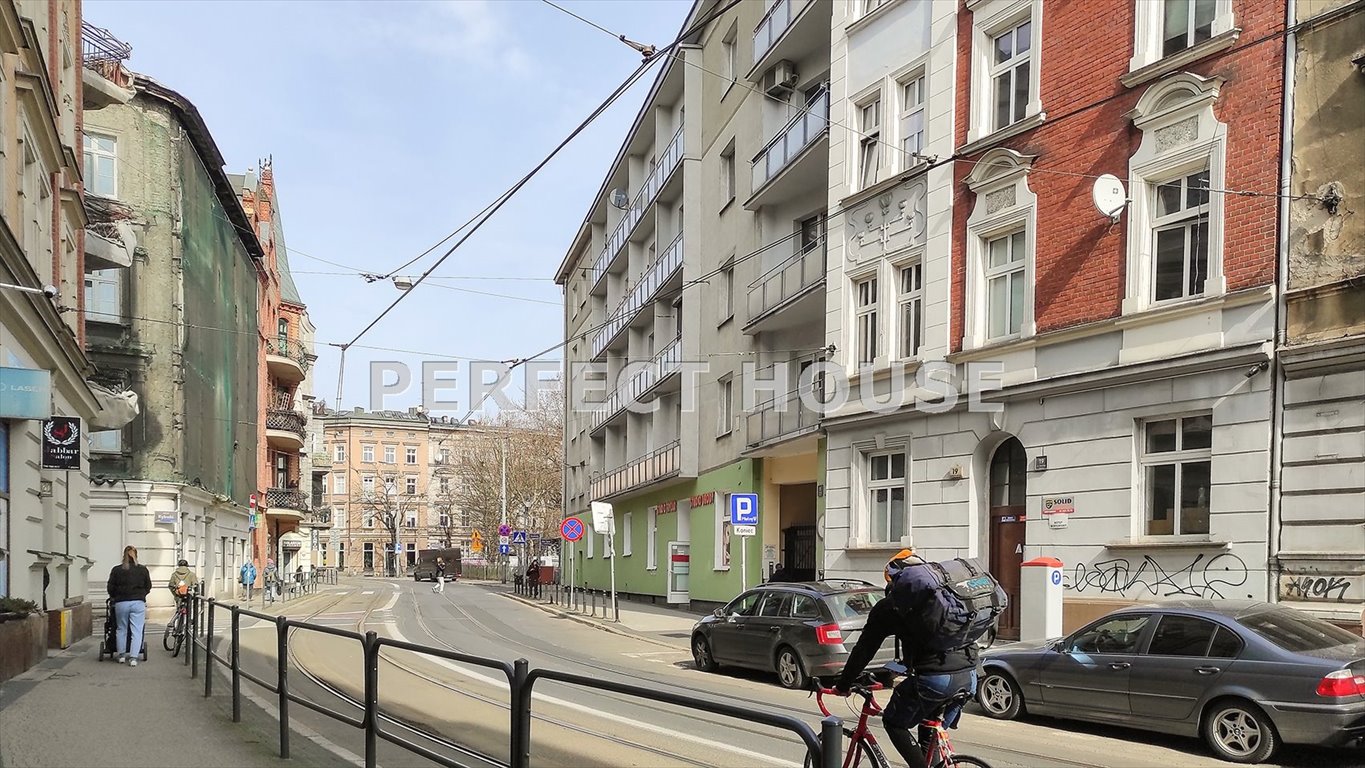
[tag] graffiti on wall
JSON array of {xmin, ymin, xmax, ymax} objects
[
  {"xmin": 1070, "ymin": 553, "xmax": 1249, "ymax": 599},
  {"xmin": 1280, "ymin": 574, "xmax": 1357, "ymax": 603}
]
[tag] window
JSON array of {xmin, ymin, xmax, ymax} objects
[
  {"xmin": 277, "ymin": 318, "xmax": 289, "ymax": 344},
  {"xmin": 1069, "ymin": 615, "xmax": 1151, "ymax": 654},
  {"xmin": 857, "ymin": 97, "xmax": 881, "ymax": 189},
  {"xmin": 1151, "ymin": 169, "xmax": 1210, "ymax": 302},
  {"xmin": 439, "ymin": 477, "xmax": 449, "ymax": 494},
  {"xmin": 990, "ymin": 20, "xmax": 1032, "ymax": 131},
  {"xmin": 364, "ymin": 511, "xmax": 375, "ymax": 529},
  {"xmin": 867, "ymin": 452, "xmax": 907, "ymax": 543},
  {"xmin": 719, "ymin": 259, "xmax": 735, "ymax": 322},
  {"xmin": 717, "ymin": 377, "xmax": 734, "ymax": 436},
  {"xmin": 384, "ymin": 445, "xmax": 396, "ymax": 464},
  {"xmin": 89, "ymin": 429, "xmax": 122, "ymax": 453},
  {"xmin": 791, "ymin": 594, "xmax": 821, "ymax": 620},
  {"xmin": 406, "ymin": 447, "xmax": 417, "ymax": 465},
  {"xmin": 1162, "ymin": 0, "xmax": 1216, "ymax": 56},
  {"xmin": 899, "ymin": 74, "xmax": 926, "ymax": 165},
  {"xmin": 623, "ymin": 512, "xmax": 633, "ymax": 556},
  {"xmin": 721, "ymin": 24, "xmax": 737, "ymax": 85},
  {"xmin": 897, "ymin": 263, "xmax": 923, "ymax": 358},
  {"xmin": 646, "ymin": 508, "xmax": 658, "ymax": 570},
  {"xmin": 334, "ymin": 474, "xmax": 347, "ymax": 495},
  {"xmin": 715, "ymin": 493, "xmax": 732, "ymax": 569},
  {"xmin": 586, "ymin": 526, "xmax": 595, "ymax": 558},
  {"xmin": 720, "ymin": 140, "xmax": 736, "ymax": 205},
  {"xmin": 1240, "ymin": 609, "xmax": 1363, "ymax": 653},
  {"xmin": 21, "ymin": 130, "xmax": 47, "ymax": 256},
  {"xmin": 362, "ymin": 445, "xmax": 375, "ymax": 463},
  {"xmin": 405, "ymin": 476, "xmax": 417, "ymax": 495},
  {"xmin": 84, "ymin": 269, "xmax": 123, "ymax": 324},
  {"xmin": 758, "ymin": 591, "xmax": 791, "ymax": 617},
  {"xmin": 439, "ymin": 512, "xmax": 450, "ymax": 528},
  {"xmin": 405, "ymin": 513, "xmax": 417, "ymax": 529},
  {"xmin": 334, "ymin": 444, "xmax": 346, "ymax": 463},
  {"xmin": 83, "ymin": 134, "xmax": 117, "ymax": 197},
  {"xmin": 1146, "ymin": 615, "xmax": 1219, "ymax": 657},
  {"xmin": 861, "ymin": 0, "xmax": 892, "ymax": 16},
  {"xmin": 985, "ymin": 231, "xmax": 1027, "ymax": 339},
  {"xmin": 362, "ymin": 475, "xmax": 375, "ymax": 496},
  {"xmin": 1141, "ymin": 415, "xmax": 1212, "ymax": 536},
  {"xmin": 855, "ymin": 276, "xmax": 879, "ymax": 364},
  {"xmin": 1207, "ymin": 626, "xmax": 1243, "ymax": 658},
  {"xmin": 725, "ymin": 591, "xmax": 761, "ymax": 616}
]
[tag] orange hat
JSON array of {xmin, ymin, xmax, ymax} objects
[{"xmin": 884, "ymin": 548, "xmax": 917, "ymax": 583}]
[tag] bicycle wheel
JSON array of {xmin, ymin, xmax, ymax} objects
[
  {"xmin": 162, "ymin": 620, "xmax": 177, "ymax": 652},
  {"xmin": 945, "ymin": 756, "xmax": 993, "ymax": 768}
]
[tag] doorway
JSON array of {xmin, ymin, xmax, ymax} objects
[
  {"xmin": 989, "ymin": 437, "xmax": 1027, "ymax": 640},
  {"xmin": 778, "ymin": 483, "xmax": 818, "ymax": 581}
]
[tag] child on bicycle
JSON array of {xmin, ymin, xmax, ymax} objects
[{"xmin": 830, "ymin": 549, "xmax": 1003, "ymax": 768}]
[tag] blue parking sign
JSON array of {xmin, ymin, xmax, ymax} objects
[{"xmin": 730, "ymin": 493, "xmax": 759, "ymax": 526}]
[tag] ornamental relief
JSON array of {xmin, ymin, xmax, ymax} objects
[
  {"xmin": 845, "ymin": 179, "xmax": 928, "ymax": 266},
  {"xmin": 1154, "ymin": 115, "xmax": 1200, "ymax": 154}
]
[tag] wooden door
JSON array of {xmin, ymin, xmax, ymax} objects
[{"xmin": 990, "ymin": 507, "xmax": 1026, "ymax": 639}]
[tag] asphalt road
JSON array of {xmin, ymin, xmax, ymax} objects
[{"xmin": 230, "ymin": 578, "xmax": 1364, "ymax": 768}]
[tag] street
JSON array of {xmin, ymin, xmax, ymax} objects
[{"xmin": 226, "ymin": 578, "xmax": 1364, "ymax": 768}]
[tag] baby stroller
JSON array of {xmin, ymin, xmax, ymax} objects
[{"xmin": 97, "ymin": 598, "xmax": 148, "ymax": 662}]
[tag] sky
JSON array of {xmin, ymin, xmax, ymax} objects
[{"xmin": 87, "ymin": 0, "xmax": 693, "ymax": 417}]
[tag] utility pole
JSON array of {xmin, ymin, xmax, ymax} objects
[{"xmin": 499, "ymin": 434, "xmax": 508, "ymax": 584}]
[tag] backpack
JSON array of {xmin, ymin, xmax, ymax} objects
[{"xmin": 889, "ymin": 557, "xmax": 1007, "ymax": 656}]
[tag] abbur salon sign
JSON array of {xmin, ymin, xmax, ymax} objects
[{"xmin": 41, "ymin": 416, "xmax": 81, "ymax": 470}]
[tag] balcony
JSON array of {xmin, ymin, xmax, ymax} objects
[
  {"xmin": 749, "ymin": 0, "xmax": 829, "ymax": 77},
  {"xmin": 590, "ymin": 440, "xmax": 682, "ymax": 501},
  {"xmin": 266, "ymin": 337, "xmax": 310, "ymax": 384},
  {"xmin": 311, "ymin": 451, "xmax": 332, "ymax": 470},
  {"xmin": 745, "ymin": 355, "xmax": 825, "ymax": 454},
  {"xmin": 589, "ymin": 126, "xmax": 685, "ymax": 292},
  {"xmin": 302, "ymin": 507, "xmax": 333, "ymax": 528},
  {"xmin": 589, "ymin": 336, "xmax": 683, "ymax": 434},
  {"xmin": 266, "ymin": 396, "xmax": 307, "ymax": 452},
  {"xmin": 81, "ymin": 23, "xmax": 135, "ymax": 110},
  {"xmin": 745, "ymin": 237, "xmax": 826, "ymax": 334},
  {"xmin": 265, "ymin": 487, "xmax": 307, "ymax": 520},
  {"xmin": 591, "ymin": 232, "xmax": 684, "ymax": 359},
  {"xmin": 747, "ymin": 88, "xmax": 829, "ymax": 210}
]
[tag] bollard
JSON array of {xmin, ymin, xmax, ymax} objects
[
  {"xmin": 510, "ymin": 658, "xmax": 531, "ymax": 768},
  {"xmin": 362, "ymin": 631, "xmax": 379, "ymax": 768},
  {"xmin": 820, "ymin": 716, "xmax": 843, "ymax": 768},
  {"xmin": 276, "ymin": 616, "xmax": 290, "ymax": 758},
  {"xmin": 231, "ymin": 607, "xmax": 241, "ymax": 723},
  {"xmin": 189, "ymin": 595, "xmax": 199, "ymax": 676},
  {"xmin": 204, "ymin": 599, "xmax": 216, "ymax": 697}
]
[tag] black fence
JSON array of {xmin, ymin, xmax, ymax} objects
[{"xmin": 181, "ymin": 594, "xmax": 843, "ymax": 768}]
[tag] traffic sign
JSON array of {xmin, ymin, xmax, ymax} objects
[
  {"xmin": 510, "ymin": 531, "xmax": 528, "ymax": 545},
  {"xmin": 730, "ymin": 493, "xmax": 759, "ymax": 526},
  {"xmin": 499, "ymin": 544, "xmax": 511, "ymax": 555},
  {"xmin": 499, "ymin": 535, "xmax": 510, "ymax": 546},
  {"xmin": 560, "ymin": 517, "xmax": 585, "ymax": 542},
  {"xmin": 733, "ymin": 524, "xmax": 757, "ymax": 537},
  {"xmin": 590, "ymin": 501, "xmax": 615, "ymax": 535},
  {"xmin": 498, "ymin": 524, "xmax": 511, "ymax": 536}
]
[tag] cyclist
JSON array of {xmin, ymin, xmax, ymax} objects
[
  {"xmin": 168, "ymin": 559, "xmax": 198, "ymax": 606},
  {"xmin": 830, "ymin": 549, "xmax": 982, "ymax": 768}
]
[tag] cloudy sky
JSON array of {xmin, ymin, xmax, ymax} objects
[{"xmin": 87, "ymin": 0, "xmax": 692, "ymax": 415}]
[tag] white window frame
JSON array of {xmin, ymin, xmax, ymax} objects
[
  {"xmin": 721, "ymin": 23, "xmax": 737, "ymax": 91},
  {"xmin": 89, "ymin": 429, "xmax": 122, "ymax": 454},
  {"xmin": 895, "ymin": 258, "xmax": 924, "ymax": 360},
  {"xmin": 897, "ymin": 70, "xmax": 927, "ymax": 170},
  {"xmin": 854, "ymin": 92, "xmax": 882, "ymax": 191},
  {"xmin": 1122, "ymin": 73, "xmax": 1228, "ymax": 315},
  {"xmin": 362, "ymin": 445, "xmax": 375, "ymax": 463},
  {"xmin": 983, "ymin": 230, "xmax": 1028, "ymax": 341},
  {"xmin": 623, "ymin": 511, "xmax": 633, "ymax": 556},
  {"xmin": 405, "ymin": 476, "xmax": 417, "ymax": 495},
  {"xmin": 83, "ymin": 132, "xmax": 117, "ymax": 198},
  {"xmin": 586, "ymin": 527, "xmax": 595, "ymax": 558},
  {"xmin": 853, "ymin": 272, "xmax": 881, "ymax": 365},
  {"xmin": 714, "ymin": 493, "xmax": 732, "ymax": 571},
  {"xmin": 334, "ymin": 474, "xmax": 347, "ymax": 496},
  {"xmin": 865, "ymin": 450, "xmax": 909, "ymax": 545},
  {"xmin": 335, "ymin": 444, "xmax": 346, "ymax": 463},
  {"xmin": 717, "ymin": 375, "xmax": 734, "ymax": 436},
  {"xmin": 1137, "ymin": 414, "xmax": 1213, "ymax": 539},
  {"xmin": 1127, "ymin": 0, "xmax": 1236, "ymax": 84},
  {"xmin": 362, "ymin": 475, "xmax": 375, "ymax": 497},
  {"xmin": 963, "ymin": 148, "xmax": 1037, "ymax": 350},
  {"xmin": 84, "ymin": 268, "xmax": 124, "ymax": 324},
  {"xmin": 383, "ymin": 445, "xmax": 396, "ymax": 464},
  {"xmin": 646, "ymin": 507, "xmax": 658, "ymax": 570},
  {"xmin": 439, "ymin": 512, "xmax": 450, "ymax": 528},
  {"xmin": 405, "ymin": 446, "xmax": 417, "ymax": 465},
  {"xmin": 718, "ymin": 257, "xmax": 735, "ymax": 323},
  {"xmin": 965, "ymin": 0, "xmax": 1043, "ymax": 146},
  {"xmin": 720, "ymin": 139, "xmax": 736, "ymax": 206},
  {"xmin": 1149, "ymin": 168, "xmax": 1212, "ymax": 304},
  {"xmin": 988, "ymin": 18, "xmax": 1033, "ymax": 133}
]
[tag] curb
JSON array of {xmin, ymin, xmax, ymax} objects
[{"xmin": 497, "ymin": 592, "xmax": 687, "ymax": 652}]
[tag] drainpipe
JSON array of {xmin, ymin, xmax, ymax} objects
[{"xmin": 1268, "ymin": 0, "xmax": 1298, "ymax": 604}]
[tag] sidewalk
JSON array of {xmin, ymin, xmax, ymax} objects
[{"xmin": 491, "ymin": 583, "xmax": 704, "ymax": 649}]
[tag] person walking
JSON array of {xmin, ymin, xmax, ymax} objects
[
  {"xmin": 106, "ymin": 545, "xmax": 152, "ymax": 667},
  {"xmin": 263, "ymin": 559, "xmax": 279, "ymax": 605},
  {"xmin": 240, "ymin": 559, "xmax": 257, "ymax": 601},
  {"xmin": 526, "ymin": 560, "xmax": 542, "ymax": 599},
  {"xmin": 433, "ymin": 557, "xmax": 447, "ymax": 594}
]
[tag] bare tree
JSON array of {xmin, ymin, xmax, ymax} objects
[
  {"xmin": 352, "ymin": 470, "xmax": 425, "ymax": 577},
  {"xmin": 429, "ymin": 487, "xmax": 461, "ymax": 549}
]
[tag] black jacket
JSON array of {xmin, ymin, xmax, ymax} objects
[
  {"xmin": 835, "ymin": 597, "xmax": 977, "ymax": 689},
  {"xmin": 107, "ymin": 563, "xmax": 153, "ymax": 604}
]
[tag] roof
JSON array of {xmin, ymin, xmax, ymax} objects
[
  {"xmin": 273, "ymin": 189, "xmax": 304, "ymax": 305},
  {"xmin": 1124, "ymin": 599, "xmax": 1278, "ymax": 617}
]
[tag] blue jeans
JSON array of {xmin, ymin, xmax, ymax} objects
[
  {"xmin": 113, "ymin": 600, "xmax": 146, "ymax": 657},
  {"xmin": 883, "ymin": 669, "xmax": 978, "ymax": 731}
]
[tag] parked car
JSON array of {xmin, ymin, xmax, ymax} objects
[
  {"xmin": 976, "ymin": 600, "xmax": 1365, "ymax": 763},
  {"xmin": 690, "ymin": 581, "xmax": 897, "ymax": 690}
]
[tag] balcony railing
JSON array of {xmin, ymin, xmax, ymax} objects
[
  {"xmin": 590, "ymin": 126, "xmax": 685, "ymax": 290},
  {"xmin": 304, "ymin": 508, "xmax": 332, "ymax": 526},
  {"xmin": 590, "ymin": 440, "xmax": 682, "ymax": 500},
  {"xmin": 266, "ymin": 409, "xmax": 307, "ymax": 440},
  {"xmin": 591, "ymin": 232, "xmax": 684, "ymax": 358},
  {"xmin": 752, "ymin": 87, "xmax": 829, "ymax": 193},
  {"xmin": 753, "ymin": 0, "xmax": 812, "ymax": 65},
  {"xmin": 267, "ymin": 337, "xmax": 312, "ymax": 372},
  {"xmin": 266, "ymin": 487, "xmax": 307, "ymax": 511},
  {"xmin": 270, "ymin": 388, "xmax": 298, "ymax": 411},
  {"xmin": 312, "ymin": 452, "xmax": 332, "ymax": 469},
  {"xmin": 590, "ymin": 336, "xmax": 683, "ymax": 432},
  {"xmin": 747, "ymin": 237, "xmax": 826, "ymax": 326},
  {"xmin": 745, "ymin": 354, "xmax": 825, "ymax": 449},
  {"xmin": 82, "ymin": 22, "xmax": 131, "ymax": 67}
]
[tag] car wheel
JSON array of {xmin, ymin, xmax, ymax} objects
[
  {"xmin": 692, "ymin": 635, "xmax": 718, "ymax": 672},
  {"xmin": 977, "ymin": 669, "xmax": 1024, "ymax": 720},
  {"xmin": 1202, "ymin": 699, "xmax": 1278, "ymax": 764},
  {"xmin": 775, "ymin": 646, "xmax": 809, "ymax": 690}
]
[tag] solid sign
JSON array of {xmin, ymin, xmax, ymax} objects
[
  {"xmin": 498, "ymin": 524, "xmax": 511, "ymax": 536},
  {"xmin": 1050, "ymin": 570, "xmax": 1063, "ymax": 586},
  {"xmin": 41, "ymin": 417, "xmax": 81, "ymax": 470},
  {"xmin": 561, "ymin": 518, "xmax": 585, "ymax": 541},
  {"xmin": 591, "ymin": 501, "xmax": 615, "ymax": 535},
  {"xmin": 730, "ymin": 493, "xmax": 759, "ymax": 526},
  {"xmin": 0, "ymin": 367, "xmax": 52, "ymax": 419},
  {"xmin": 733, "ymin": 524, "xmax": 757, "ymax": 537},
  {"xmin": 1041, "ymin": 496, "xmax": 1075, "ymax": 515},
  {"xmin": 510, "ymin": 531, "xmax": 528, "ymax": 545},
  {"xmin": 499, "ymin": 544, "xmax": 511, "ymax": 555},
  {"xmin": 499, "ymin": 535, "xmax": 510, "ymax": 546}
]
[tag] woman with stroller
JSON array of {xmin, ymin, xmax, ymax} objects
[{"xmin": 107, "ymin": 545, "xmax": 152, "ymax": 666}]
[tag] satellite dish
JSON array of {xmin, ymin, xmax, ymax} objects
[
  {"xmin": 1092, "ymin": 174, "xmax": 1128, "ymax": 220},
  {"xmin": 609, "ymin": 188, "xmax": 629, "ymax": 210}
]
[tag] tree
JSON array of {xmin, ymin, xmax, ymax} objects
[{"xmin": 352, "ymin": 471, "xmax": 425, "ymax": 577}]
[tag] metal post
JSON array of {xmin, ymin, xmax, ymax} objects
[
  {"xmin": 190, "ymin": 595, "xmax": 199, "ymax": 677},
  {"xmin": 499, "ymin": 436, "xmax": 508, "ymax": 584},
  {"xmin": 741, "ymin": 533, "xmax": 748, "ymax": 593},
  {"xmin": 820, "ymin": 716, "xmax": 843, "ymax": 768},
  {"xmin": 510, "ymin": 658, "xmax": 531, "ymax": 768},
  {"xmin": 276, "ymin": 616, "xmax": 290, "ymax": 758},
  {"xmin": 363, "ymin": 631, "xmax": 379, "ymax": 768},
  {"xmin": 608, "ymin": 531, "xmax": 619, "ymax": 623},
  {"xmin": 204, "ymin": 599, "xmax": 215, "ymax": 697},
  {"xmin": 231, "ymin": 607, "xmax": 241, "ymax": 723}
]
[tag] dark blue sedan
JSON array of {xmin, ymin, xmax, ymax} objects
[{"xmin": 976, "ymin": 600, "xmax": 1365, "ymax": 763}]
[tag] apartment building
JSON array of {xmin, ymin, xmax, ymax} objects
[
  {"xmin": 823, "ymin": 0, "xmax": 1285, "ymax": 637},
  {"xmin": 82, "ymin": 70, "xmax": 262, "ymax": 608},
  {"xmin": 1274, "ymin": 0, "xmax": 1364, "ymax": 626}
]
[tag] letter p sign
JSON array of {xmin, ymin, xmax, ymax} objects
[{"xmin": 730, "ymin": 493, "xmax": 759, "ymax": 526}]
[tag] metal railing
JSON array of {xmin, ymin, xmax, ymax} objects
[
  {"xmin": 266, "ymin": 337, "xmax": 311, "ymax": 372},
  {"xmin": 589, "ymin": 337, "xmax": 683, "ymax": 433},
  {"xmin": 82, "ymin": 22, "xmax": 131, "ymax": 66},
  {"xmin": 591, "ymin": 232, "xmax": 684, "ymax": 358},
  {"xmin": 182, "ymin": 592, "xmax": 842, "ymax": 768},
  {"xmin": 265, "ymin": 409, "xmax": 307, "ymax": 440},
  {"xmin": 748, "ymin": 237, "xmax": 826, "ymax": 326},
  {"xmin": 265, "ymin": 487, "xmax": 306, "ymax": 512},
  {"xmin": 745, "ymin": 354, "xmax": 825, "ymax": 449},
  {"xmin": 752, "ymin": 87, "xmax": 829, "ymax": 193},
  {"xmin": 753, "ymin": 0, "xmax": 812, "ymax": 65},
  {"xmin": 589, "ymin": 126, "xmax": 685, "ymax": 290},
  {"xmin": 590, "ymin": 440, "xmax": 682, "ymax": 500}
]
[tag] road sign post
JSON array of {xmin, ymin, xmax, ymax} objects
[
  {"xmin": 591, "ymin": 502, "xmax": 618, "ymax": 623},
  {"xmin": 730, "ymin": 493, "xmax": 759, "ymax": 592}
]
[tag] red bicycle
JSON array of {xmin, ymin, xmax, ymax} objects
[{"xmin": 809, "ymin": 676, "xmax": 992, "ymax": 768}]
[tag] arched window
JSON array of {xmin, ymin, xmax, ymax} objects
[
  {"xmin": 989, "ymin": 437, "xmax": 1027, "ymax": 508},
  {"xmin": 277, "ymin": 318, "xmax": 289, "ymax": 347}
]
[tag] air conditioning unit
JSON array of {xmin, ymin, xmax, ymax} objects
[{"xmin": 763, "ymin": 60, "xmax": 798, "ymax": 97}]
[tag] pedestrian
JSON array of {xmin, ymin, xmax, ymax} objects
[
  {"xmin": 526, "ymin": 559, "xmax": 542, "ymax": 599},
  {"xmin": 106, "ymin": 545, "xmax": 152, "ymax": 667},
  {"xmin": 240, "ymin": 559, "xmax": 257, "ymax": 601},
  {"xmin": 433, "ymin": 556, "xmax": 447, "ymax": 594},
  {"xmin": 768, "ymin": 562, "xmax": 791, "ymax": 583},
  {"xmin": 264, "ymin": 559, "xmax": 279, "ymax": 604},
  {"xmin": 295, "ymin": 564, "xmax": 305, "ymax": 596}
]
